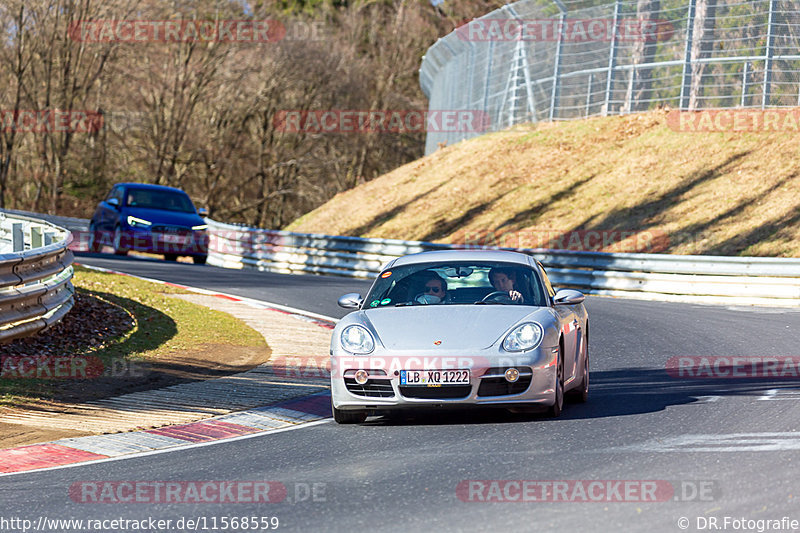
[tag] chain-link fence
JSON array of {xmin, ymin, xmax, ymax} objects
[{"xmin": 419, "ymin": 0, "xmax": 800, "ymax": 154}]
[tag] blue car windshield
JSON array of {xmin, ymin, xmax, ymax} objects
[
  {"xmin": 125, "ymin": 189, "xmax": 196, "ymax": 213},
  {"xmin": 363, "ymin": 261, "xmax": 547, "ymax": 308}
]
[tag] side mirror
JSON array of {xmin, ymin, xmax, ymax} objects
[
  {"xmin": 107, "ymin": 197, "xmax": 120, "ymax": 209},
  {"xmin": 338, "ymin": 293, "xmax": 363, "ymax": 309},
  {"xmin": 198, "ymin": 207, "xmax": 209, "ymax": 217},
  {"xmin": 554, "ymin": 289, "xmax": 585, "ymax": 306}
]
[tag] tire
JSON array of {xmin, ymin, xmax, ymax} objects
[
  {"xmin": 567, "ymin": 331, "xmax": 589, "ymax": 403},
  {"xmin": 87, "ymin": 223, "xmax": 102, "ymax": 252},
  {"xmin": 193, "ymin": 255, "xmax": 207, "ymax": 265},
  {"xmin": 547, "ymin": 345, "xmax": 564, "ymax": 418},
  {"xmin": 112, "ymin": 226, "xmax": 128, "ymax": 256},
  {"xmin": 164, "ymin": 254, "xmax": 179, "ymax": 262},
  {"xmin": 332, "ymin": 404, "xmax": 367, "ymax": 424}
]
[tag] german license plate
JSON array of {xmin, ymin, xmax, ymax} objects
[
  {"xmin": 159, "ymin": 234, "xmax": 187, "ymax": 244},
  {"xmin": 400, "ymin": 369, "xmax": 470, "ymax": 387}
]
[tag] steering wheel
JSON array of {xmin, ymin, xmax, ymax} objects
[{"xmin": 479, "ymin": 291, "xmax": 512, "ymax": 303}]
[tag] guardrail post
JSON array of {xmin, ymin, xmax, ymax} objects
[
  {"xmin": 762, "ymin": 0, "xmax": 776, "ymax": 109},
  {"xmin": 31, "ymin": 226, "xmax": 43, "ymax": 248},
  {"xmin": 12, "ymin": 223, "xmax": 23, "ymax": 252},
  {"xmin": 680, "ymin": 0, "xmax": 697, "ymax": 110},
  {"xmin": 603, "ymin": 0, "xmax": 621, "ymax": 116}
]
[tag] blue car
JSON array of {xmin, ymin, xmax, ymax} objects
[{"xmin": 88, "ymin": 183, "xmax": 209, "ymax": 264}]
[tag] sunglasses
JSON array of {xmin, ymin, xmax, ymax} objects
[{"xmin": 424, "ymin": 285, "xmax": 443, "ymax": 293}]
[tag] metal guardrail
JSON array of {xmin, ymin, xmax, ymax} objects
[
  {"xmin": 206, "ymin": 219, "xmax": 800, "ymax": 307},
  {"xmin": 0, "ymin": 211, "xmax": 75, "ymax": 343}
]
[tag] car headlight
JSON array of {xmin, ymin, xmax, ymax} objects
[
  {"xmin": 127, "ymin": 215, "xmax": 152, "ymax": 227},
  {"xmin": 341, "ymin": 325, "xmax": 375, "ymax": 354},
  {"xmin": 192, "ymin": 224, "xmax": 208, "ymax": 231},
  {"xmin": 502, "ymin": 322, "xmax": 544, "ymax": 352}
]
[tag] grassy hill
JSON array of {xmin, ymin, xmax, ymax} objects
[{"xmin": 286, "ymin": 109, "xmax": 800, "ymax": 257}]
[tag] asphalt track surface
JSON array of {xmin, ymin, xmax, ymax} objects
[{"xmin": 2, "ymin": 253, "xmax": 799, "ymax": 532}]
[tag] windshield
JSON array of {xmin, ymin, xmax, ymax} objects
[
  {"xmin": 124, "ymin": 188, "xmax": 197, "ymax": 213},
  {"xmin": 363, "ymin": 261, "xmax": 547, "ymax": 308}
]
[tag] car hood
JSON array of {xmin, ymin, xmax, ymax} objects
[
  {"xmin": 123, "ymin": 207, "xmax": 204, "ymax": 227},
  {"xmin": 362, "ymin": 305, "xmax": 552, "ymax": 351}
]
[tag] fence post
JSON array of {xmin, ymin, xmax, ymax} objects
[
  {"xmin": 624, "ymin": 66, "xmax": 636, "ymax": 114},
  {"xmin": 12, "ymin": 223, "xmax": 23, "ymax": 252},
  {"xmin": 481, "ymin": 39, "xmax": 496, "ymax": 118},
  {"xmin": 603, "ymin": 0, "xmax": 621, "ymax": 116},
  {"xmin": 762, "ymin": 0, "xmax": 776, "ymax": 109},
  {"xmin": 585, "ymin": 73, "xmax": 594, "ymax": 117},
  {"xmin": 549, "ymin": 2, "xmax": 567, "ymax": 121},
  {"xmin": 741, "ymin": 61, "xmax": 749, "ymax": 107},
  {"xmin": 680, "ymin": 0, "xmax": 697, "ymax": 110}
]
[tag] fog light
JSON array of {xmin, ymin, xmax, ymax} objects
[
  {"xmin": 354, "ymin": 370, "xmax": 369, "ymax": 385},
  {"xmin": 505, "ymin": 368, "xmax": 520, "ymax": 383}
]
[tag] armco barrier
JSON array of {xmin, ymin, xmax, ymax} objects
[
  {"xmin": 206, "ymin": 219, "xmax": 800, "ymax": 307},
  {"xmin": 0, "ymin": 211, "xmax": 75, "ymax": 343}
]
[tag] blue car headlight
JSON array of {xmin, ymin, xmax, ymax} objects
[
  {"xmin": 502, "ymin": 322, "xmax": 544, "ymax": 352},
  {"xmin": 340, "ymin": 325, "xmax": 375, "ymax": 354},
  {"xmin": 127, "ymin": 215, "xmax": 152, "ymax": 228}
]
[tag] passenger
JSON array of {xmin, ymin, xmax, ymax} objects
[
  {"xmin": 488, "ymin": 267, "xmax": 524, "ymax": 303},
  {"xmin": 415, "ymin": 272, "xmax": 448, "ymax": 304}
]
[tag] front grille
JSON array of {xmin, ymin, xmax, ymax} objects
[
  {"xmin": 399, "ymin": 385, "xmax": 472, "ymax": 399},
  {"xmin": 345, "ymin": 378, "xmax": 395, "ymax": 398},
  {"xmin": 152, "ymin": 225, "xmax": 191, "ymax": 235}
]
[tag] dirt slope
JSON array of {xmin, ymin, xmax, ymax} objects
[{"xmin": 287, "ymin": 109, "xmax": 800, "ymax": 257}]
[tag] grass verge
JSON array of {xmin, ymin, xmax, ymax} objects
[{"xmin": 0, "ymin": 266, "xmax": 268, "ymax": 407}]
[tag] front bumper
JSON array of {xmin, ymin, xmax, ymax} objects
[{"xmin": 330, "ymin": 347, "xmax": 559, "ymax": 411}]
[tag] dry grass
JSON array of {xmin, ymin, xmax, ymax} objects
[{"xmin": 287, "ymin": 109, "xmax": 800, "ymax": 257}]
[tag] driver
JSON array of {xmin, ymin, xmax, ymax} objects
[
  {"xmin": 415, "ymin": 272, "xmax": 448, "ymax": 304},
  {"xmin": 488, "ymin": 267, "xmax": 524, "ymax": 303}
]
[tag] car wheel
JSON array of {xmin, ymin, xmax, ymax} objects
[
  {"xmin": 332, "ymin": 404, "xmax": 367, "ymax": 424},
  {"xmin": 87, "ymin": 223, "xmax": 102, "ymax": 252},
  {"xmin": 164, "ymin": 254, "xmax": 178, "ymax": 262},
  {"xmin": 567, "ymin": 331, "xmax": 589, "ymax": 403},
  {"xmin": 112, "ymin": 226, "xmax": 128, "ymax": 256},
  {"xmin": 547, "ymin": 345, "xmax": 564, "ymax": 417},
  {"xmin": 193, "ymin": 255, "xmax": 207, "ymax": 265}
]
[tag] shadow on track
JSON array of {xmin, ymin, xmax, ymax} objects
[{"xmin": 363, "ymin": 367, "xmax": 800, "ymax": 426}]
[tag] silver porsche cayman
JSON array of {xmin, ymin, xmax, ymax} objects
[{"xmin": 330, "ymin": 249, "xmax": 589, "ymax": 424}]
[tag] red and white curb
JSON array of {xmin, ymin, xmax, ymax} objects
[{"xmin": 0, "ymin": 392, "xmax": 332, "ymax": 476}]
